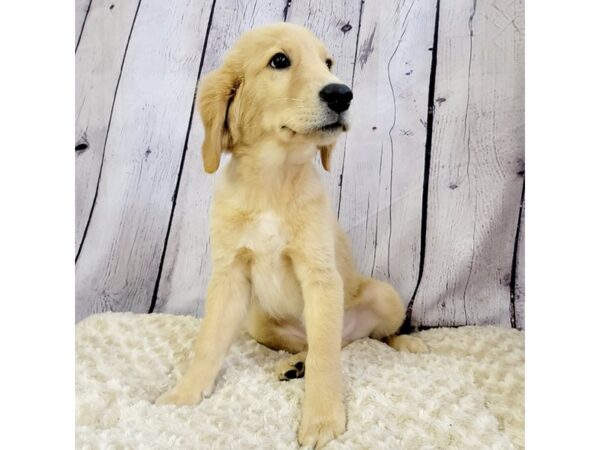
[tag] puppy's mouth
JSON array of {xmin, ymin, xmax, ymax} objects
[
  {"xmin": 282, "ymin": 120, "xmax": 348, "ymax": 136},
  {"xmin": 319, "ymin": 121, "xmax": 348, "ymax": 132}
]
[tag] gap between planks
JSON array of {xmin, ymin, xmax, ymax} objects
[
  {"xmin": 401, "ymin": 0, "xmax": 441, "ymax": 333},
  {"xmin": 76, "ymin": 0, "xmax": 93, "ymax": 52},
  {"xmin": 335, "ymin": 0, "xmax": 366, "ymax": 219},
  {"xmin": 509, "ymin": 178, "xmax": 525, "ymax": 328}
]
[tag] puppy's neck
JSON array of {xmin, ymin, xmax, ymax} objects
[{"xmin": 228, "ymin": 140, "xmax": 318, "ymax": 187}]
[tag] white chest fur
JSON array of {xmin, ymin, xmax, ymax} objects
[
  {"xmin": 238, "ymin": 211, "xmax": 303, "ymax": 319},
  {"xmin": 239, "ymin": 211, "xmax": 287, "ymax": 254}
]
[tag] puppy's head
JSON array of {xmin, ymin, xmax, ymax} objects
[{"xmin": 199, "ymin": 23, "xmax": 352, "ymax": 173}]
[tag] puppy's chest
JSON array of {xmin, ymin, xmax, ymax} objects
[
  {"xmin": 238, "ymin": 211, "xmax": 289, "ymax": 255},
  {"xmin": 237, "ymin": 211, "xmax": 303, "ymax": 318}
]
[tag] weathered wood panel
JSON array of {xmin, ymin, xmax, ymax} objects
[
  {"xmin": 411, "ymin": 0, "xmax": 524, "ymax": 327},
  {"xmin": 75, "ymin": 0, "xmax": 140, "ymax": 253},
  {"xmin": 75, "ymin": 0, "xmax": 214, "ymax": 320},
  {"xmin": 337, "ymin": 0, "xmax": 437, "ymax": 303},
  {"xmin": 76, "ymin": 0, "xmax": 525, "ymax": 328},
  {"xmin": 286, "ymin": 0, "xmax": 362, "ymax": 213},
  {"xmin": 75, "ymin": 0, "xmax": 92, "ymax": 47},
  {"xmin": 154, "ymin": 0, "xmax": 283, "ymax": 315},
  {"xmin": 514, "ymin": 191, "xmax": 524, "ymax": 330}
]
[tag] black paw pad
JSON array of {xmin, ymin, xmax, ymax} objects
[
  {"xmin": 284, "ymin": 369, "xmax": 298, "ymax": 379},
  {"xmin": 279, "ymin": 362, "xmax": 306, "ymax": 381}
]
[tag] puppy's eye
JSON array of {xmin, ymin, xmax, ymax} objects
[
  {"xmin": 269, "ymin": 53, "xmax": 291, "ymax": 69},
  {"xmin": 326, "ymin": 58, "xmax": 333, "ymax": 70}
]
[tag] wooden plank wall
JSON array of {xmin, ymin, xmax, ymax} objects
[
  {"xmin": 337, "ymin": 0, "xmax": 436, "ymax": 306},
  {"xmin": 410, "ymin": 0, "xmax": 524, "ymax": 327},
  {"xmin": 76, "ymin": 0, "xmax": 214, "ymax": 316},
  {"xmin": 75, "ymin": 0, "xmax": 140, "ymax": 252},
  {"xmin": 75, "ymin": 0, "xmax": 525, "ymax": 330}
]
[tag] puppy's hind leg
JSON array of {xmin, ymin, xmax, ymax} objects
[
  {"xmin": 277, "ymin": 350, "xmax": 307, "ymax": 381},
  {"xmin": 352, "ymin": 277, "xmax": 428, "ymax": 353},
  {"xmin": 245, "ymin": 305, "xmax": 308, "ymax": 380},
  {"xmin": 385, "ymin": 335, "xmax": 428, "ymax": 353}
]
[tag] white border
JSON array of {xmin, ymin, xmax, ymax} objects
[
  {"xmin": 0, "ymin": 0, "xmax": 74, "ymax": 447},
  {"xmin": 527, "ymin": 0, "xmax": 600, "ymax": 447}
]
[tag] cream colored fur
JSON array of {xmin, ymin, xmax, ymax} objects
[{"xmin": 156, "ymin": 23, "xmax": 427, "ymax": 449}]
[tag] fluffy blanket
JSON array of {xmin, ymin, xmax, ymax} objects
[{"xmin": 76, "ymin": 313, "xmax": 524, "ymax": 449}]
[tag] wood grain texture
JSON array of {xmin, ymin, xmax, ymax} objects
[
  {"xmin": 76, "ymin": 0, "xmax": 525, "ymax": 328},
  {"xmin": 75, "ymin": 0, "xmax": 140, "ymax": 253},
  {"xmin": 514, "ymin": 194, "xmax": 524, "ymax": 330},
  {"xmin": 75, "ymin": 0, "xmax": 214, "ymax": 321},
  {"xmin": 337, "ymin": 0, "xmax": 437, "ymax": 302},
  {"xmin": 286, "ymin": 0, "xmax": 362, "ymax": 213},
  {"xmin": 154, "ymin": 0, "xmax": 283, "ymax": 315},
  {"xmin": 75, "ymin": 0, "xmax": 92, "ymax": 46},
  {"xmin": 411, "ymin": 0, "xmax": 524, "ymax": 327}
]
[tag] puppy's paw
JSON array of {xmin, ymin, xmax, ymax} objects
[
  {"xmin": 298, "ymin": 401, "xmax": 346, "ymax": 449},
  {"xmin": 155, "ymin": 380, "xmax": 212, "ymax": 406},
  {"xmin": 387, "ymin": 334, "xmax": 429, "ymax": 353},
  {"xmin": 277, "ymin": 352, "xmax": 307, "ymax": 381}
]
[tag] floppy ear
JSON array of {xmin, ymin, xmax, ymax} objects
[
  {"xmin": 318, "ymin": 144, "xmax": 334, "ymax": 171},
  {"xmin": 198, "ymin": 68, "xmax": 239, "ymax": 173}
]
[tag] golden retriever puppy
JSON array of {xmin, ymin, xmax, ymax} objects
[{"xmin": 157, "ymin": 22, "xmax": 427, "ymax": 449}]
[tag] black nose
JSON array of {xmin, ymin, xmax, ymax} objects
[{"xmin": 319, "ymin": 83, "xmax": 353, "ymax": 113}]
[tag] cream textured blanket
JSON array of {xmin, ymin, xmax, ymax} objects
[{"xmin": 75, "ymin": 313, "xmax": 524, "ymax": 449}]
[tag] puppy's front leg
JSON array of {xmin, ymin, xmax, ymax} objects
[
  {"xmin": 156, "ymin": 262, "xmax": 250, "ymax": 406},
  {"xmin": 293, "ymin": 255, "xmax": 345, "ymax": 449}
]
